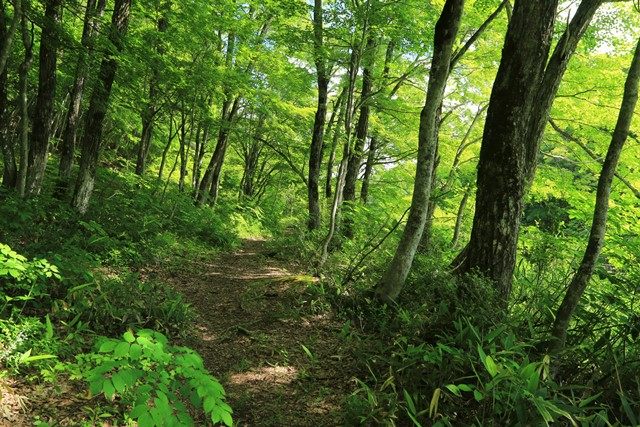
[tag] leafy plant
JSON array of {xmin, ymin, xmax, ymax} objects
[
  {"xmin": 72, "ymin": 329, "xmax": 232, "ymax": 426},
  {"xmin": 0, "ymin": 243, "xmax": 60, "ymax": 316}
]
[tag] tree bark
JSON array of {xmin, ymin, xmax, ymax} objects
[
  {"xmin": 375, "ymin": 0, "xmax": 465, "ymax": 302},
  {"xmin": 343, "ymin": 36, "xmax": 376, "ymax": 237},
  {"xmin": 71, "ymin": 0, "xmax": 132, "ymax": 214},
  {"xmin": 343, "ymin": 36, "xmax": 376, "ymax": 204},
  {"xmin": 195, "ymin": 96, "xmax": 240, "ymax": 206},
  {"xmin": 26, "ymin": 0, "xmax": 63, "ymax": 196},
  {"xmin": 158, "ymin": 113, "xmax": 176, "ymax": 181},
  {"xmin": 307, "ymin": 0, "xmax": 328, "ymax": 230},
  {"xmin": 359, "ymin": 136, "xmax": 376, "ymax": 203},
  {"xmin": 0, "ymin": 61, "xmax": 17, "ymax": 188},
  {"xmin": 453, "ymin": 0, "xmax": 602, "ymax": 303},
  {"xmin": 16, "ymin": 11, "xmax": 33, "ymax": 197},
  {"xmin": 325, "ymin": 88, "xmax": 347, "ymax": 199},
  {"xmin": 0, "ymin": 0, "xmax": 21, "ymax": 75},
  {"xmin": 0, "ymin": 1, "xmax": 17, "ymax": 188},
  {"xmin": 550, "ymin": 36, "xmax": 640, "ymax": 351},
  {"xmin": 56, "ymin": 0, "xmax": 105, "ymax": 195},
  {"xmin": 360, "ymin": 39, "xmax": 395, "ymax": 204},
  {"xmin": 134, "ymin": 8, "xmax": 168, "ymax": 176},
  {"xmin": 451, "ymin": 184, "xmax": 471, "ymax": 248}
]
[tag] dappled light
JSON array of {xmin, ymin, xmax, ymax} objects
[{"xmin": 1, "ymin": 0, "xmax": 639, "ymax": 425}]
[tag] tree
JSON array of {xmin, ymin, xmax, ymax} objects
[
  {"xmin": 56, "ymin": 0, "xmax": 106, "ymax": 195},
  {"xmin": 72, "ymin": 0, "xmax": 132, "ymax": 213},
  {"xmin": 26, "ymin": 0, "xmax": 63, "ymax": 196},
  {"xmin": 375, "ymin": 0, "xmax": 465, "ymax": 302},
  {"xmin": 453, "ymin": 0, "xmax": 603, "ymax": 302},
  {"xmin": 307, "ymin": 0, "xmax": 329, "ymax": 230},
  {"xmin": 550, "ymin": 35, "xmax": 640, "ymax": 351}
]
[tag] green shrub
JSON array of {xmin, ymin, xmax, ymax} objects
[
  {"xmin": 71, "ymin": 329, "xmax": 232, "ymax": 426},
  {"xmin": 64, "ymin": 273, "xmax": 194, "ymax": 338},
  {"xmin": 0, "ymin": 243, "xmax": 61, "ymax": 316},
  {"xmin": 0, "ymin": 316, "xmax": 58, "ymax": 374}
]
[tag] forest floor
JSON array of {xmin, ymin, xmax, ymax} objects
[{"xmin": 161, "ymin": 238, "xmax": 357, "ymax": 426}]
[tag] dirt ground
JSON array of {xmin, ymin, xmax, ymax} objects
[{"xmin": 162, "ymin": 239, "xmax": 357, "ymax": 426}]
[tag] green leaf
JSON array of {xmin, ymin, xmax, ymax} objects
[
  {"xmin": 102, "ymin": 379, "xmax": 116, "ymax": 400},
  {"xmin": 203, "ymin": 396, "xmax": 217, "ymax": 413},
  {"xmin": 130, "ymin": 404, "xmax": 148, "ymax": 418},
  {"xmin": 445, "ymin": 384, "xmax": 461, "ymax": 397},
  {"xmin": 112, "ymin": 372, "xmax": 127, "ymax": 394},
  {"xmin": 484, "ymin": 355, "xmax": 498, "ymax": 377},
  {"xmin": 220, "ymin": 410, "xmax": 233, "ymax": 427},
  {"xmin": 403, "ymin": 389, "xmax": 416, "ymax": 414},
  {"xmin": 526, "ymin": 370, "xmax": 540, "ymax": 393},
  {"xmin": 123, "ymin": 330, "xmax": 136, "ymax": 343},
  {"xmin": 113, "ymin": 342, "xmax": 131, "ymax": 358},
  {"xmin": 137, "ymin": 411, "xmax": 154, "ymax": 427},
  {"xmin": 129, "ymin": 343, "xmax": 143, "ymax": 359},
  {"xmin": 473, "ymin": 390, "xmax": 484, "ymax": 401},
  {"xmin": 457, "ymin": 384, "xmax": 473, "ymax": 392},
  {"xmin": 98, "ymin": 340, "xmax": 118, "ymax": 353}
]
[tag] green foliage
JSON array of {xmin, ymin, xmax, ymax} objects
[
  {"xmin": 0, "ymin": 316, "xmax": 59, "ymax": 374},
  {"xmin": 346, "ymin": 317, "xmax": 632, "ymax": 426},
  {"xmin": 0, "ymin": 243, "xmax": 61, "ymax": 316},
  {"xmin": 63, "ymin": 273, "xmax": 194, "ymax": 338},
  {"xmin": 71, "ymin": 329, "xmax": 232, "ymax": 426}
]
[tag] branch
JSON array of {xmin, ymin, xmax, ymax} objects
[{"xmin": 549, "ymin": 118, "xmax": 640, "ymax": 199}]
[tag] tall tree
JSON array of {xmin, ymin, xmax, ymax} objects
[
  {"xmin": 307, "ymin": 0, "xmax": 329, "ymax": 230},
  {"xmin": 550, "ymin": 36, "xmax": 640, "ymax": 351},
  {"xmin": 375, "ymin": 0, "xmax": 465, "ymax": 301},
  {"xmin": 0, "ymin": 0, "xmax": 20, "ymax": 74},
  {"xmin": 72, "ymin": 0, "xmax": 132, "ymax": 213},
  {"xmin": 16, "ymin": 7, "xmax": 33, "ymax": 197},
  {"xmin": 343, "ymin": 35, "xmax": 376, "ymax": 237},
  {"xmin": 56, "ymin": 0, "xmax": 106, "ymax": 195},
  {"xmin": 0, "ymin": 0, "xmax": 18, "ymax": 187},
  {"xmin": 453, "ymin": 0, "xmax": 603, "ymax": 302},
  {"xmin": 134, "ymin": 1, "xmax": 169, "ymax": 176},
  {"xmin": 26, "ymin": 0, "xmax": 63, "ymax": 196}
]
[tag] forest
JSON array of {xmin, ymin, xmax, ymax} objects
[{"xmin": 0, "ymin": 0, "xmax": 639, "ymax": 425}]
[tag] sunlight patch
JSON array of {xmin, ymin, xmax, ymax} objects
[{"xmin": 229, "ymin": 365, "xmax": 298, "ymax": 386}]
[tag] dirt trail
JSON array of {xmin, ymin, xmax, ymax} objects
[{"xmin": 165, "ymin": 239, "xmax": 355, "ymax": 426}]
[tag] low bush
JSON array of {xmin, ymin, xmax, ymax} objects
[{"xmin": 69, "ymin": 329, "xmax": 232, "ymax": 426}]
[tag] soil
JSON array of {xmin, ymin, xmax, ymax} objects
[{"xmin": 161, "ymin": 238, "xmax": 357, "ymax": 426}]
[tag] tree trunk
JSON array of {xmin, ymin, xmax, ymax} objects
[
  {"xmin": 375, "ymin": 0, "xmax": 464, "ymax": 302},
  {"xmin": 158, "ymin": 113, "xmax": 176, "ymax": 181},
  {"xmin": 0, "ymin": 64, "xmax": 17, "ymax": 188},
  {"xmin": 451, "ymin": 184, "xmax": 471, "ymax": 248},
  {"xmin": 71, "ymin": 0, "xmax": 132, "ymax": 214},
  {"xmin": 16, "ymin": 11, "xmax": 33, "ymax": 197},
  {"xmin": 550, "ymin": 36, "xmax": 640, "ymax": 351},
  {"xmin": 343, "ymin": 36, "xmax": 376, "ymax": 237},
  {"xmin": 360, "ymin": 40, "xmax": 395, "ymax": 204},
  {"xmin": 343, "ymin": 36, "xmax": 376, "ymax": 204},
  {"xmin": 0, "ymin": 2, "xmax": 17, "ymax": 188},
  {"xmin": 134, "ymin": 9, "xmax": 168, "ymax": 176},
  {"xmin": 193, "ymin": 121, "xmax": 209, "ymax": 189},
  {"xmin": 0, "ymin": 0, "xmax": 21, "ymax": 75},
  {"xmin": 178, "ymin": 107, "xmax": 188, "ymax": 192},
  {"xmin": 26, "ymin": 0, "xmax": 63, "ymax": 196},
  {"xmin": 454, "ymin": 0, "xmax": 601, "ymax": 303},
  {"xmin": 359, "ymin": 136, "xmax": 376, "ymax": 203},
  {"xmin": 307, "ymin": 0, "xmax": 328, "ymax": 230},
  {"xmin": 57, "ymin": 0, "xmax": 105, "ymax": 195},
  {"xmin": 195, "ymin": 96, "xmax": 240, "ymax": 206},
  {"xmin": 325, "ymin": 88, "xmax": 347, "ymax": 199}
]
